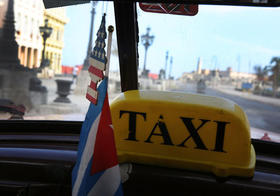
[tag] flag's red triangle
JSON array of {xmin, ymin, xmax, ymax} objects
[{"xmin": 91, "ymin": 93, "xmax": 118, "ymax": 175}]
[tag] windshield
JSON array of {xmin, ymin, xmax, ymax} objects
[{"xmin": 0, "ymin": 0, "xmax": 279, "ymax": 143}]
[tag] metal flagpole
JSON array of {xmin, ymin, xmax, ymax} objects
[{"xmin": 105, "ymin": 25, "xmax": 114, "ymax": 77}]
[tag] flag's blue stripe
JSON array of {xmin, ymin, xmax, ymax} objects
[
  {"xmin": 72, "ymin": 78, "xmax": 108, "ymax": 186},
  {"xmin": 114, "ymin": 183, "xmax": 124, "ymax": 196},
  {"xmin": 77, "ymin": 157, "xmax": 105, "ymax": 196},
  {"xmin": 92, "ymin": 54, "xmax": 107, "ymax": 64}
]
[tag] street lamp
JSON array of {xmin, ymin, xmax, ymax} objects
[
  {"xmin": 141, "ymin": 27, "xmax": 154, "ymax": 77},
  {"xmin": 83, "ymin": 1, "xmax": 98, "ymax": 70},
  {"xmin": 164, "ymin": 51, "xmax": 169, "ymax": 79},
  {"xmin": 39, "ymin": 19, "xmax": 53, "ymax": 69}
]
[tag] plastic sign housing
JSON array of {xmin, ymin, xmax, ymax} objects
[{"xmin": 111, "ymin": 90, "xmax": 256, "ymax": 177}]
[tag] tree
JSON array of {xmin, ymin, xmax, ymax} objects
[
  {"xmin": 254, "ymin": 65, "xmax": 268, "ymax": 83},
  {"xmin": 267, "ymin": 57, "xmax": 280, "ymax": 97}
]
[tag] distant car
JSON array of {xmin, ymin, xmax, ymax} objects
[{"xmin": 241, "ymin": 82, "xmax": 253, "ymax": 91}]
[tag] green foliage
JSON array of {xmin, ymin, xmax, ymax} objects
[
  {"xmin": 265, "ymin": 57, "xmax": 280, "ymax": 97},
  {"xmin": 254, "ymin": 65, "xmax": 267, "ymax": 82},
  {"xmin": 269, "ymin": 57, "xmax": 280, "ymax": 85}
]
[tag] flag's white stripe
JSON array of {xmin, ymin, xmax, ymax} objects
[
  {"xmin": 89, "ymin": 57, "xmax": 105, "ymax": 70},
  {"xmin": 88, "ymin": 165, "xmax": 121, "ymax": 196},
  {"xmin": 72, "ymin": 113, "xmax": 101, "ymax": 196},
  {"xmin": 87, "ymin": 87, "xmax": 98, "ymax": 99},
  {"xmin": 89, "ymin": 72, "xmax": 102, "ymax": 83}
]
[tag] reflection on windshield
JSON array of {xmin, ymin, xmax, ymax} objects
[{"xmin": 0, "ymin": 1, "xmax": 279, "ymax": 142}]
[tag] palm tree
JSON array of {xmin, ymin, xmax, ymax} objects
[
  {"xmin": 254, "ymin": 65, "xmax": 267, "ymax": 83},
  {"xmin": 267, "ymin": 57, "xmax": 280, "ymax": 97}
]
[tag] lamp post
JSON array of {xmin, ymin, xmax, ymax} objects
[
  {"xmin": 169, "ymin": 56, "xmax": 173, "ymax": 79},
  {"xmin": 39, "ymin": 19, "xmax": 53, "ymax": 69},
  {"xmin": 83, "ymin": 1, "xmax": 98, "ymax": 70},
  {"xmin": 164, "ymin": 51, "xmax": 169, "ymax": 79},
  {"xmin": 141, "ymin": 27, "xmax": 154, "ymax": 77}
]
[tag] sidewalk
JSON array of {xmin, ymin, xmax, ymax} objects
[
  {"xmin": 212, "ymin": 85, "xmax": 280, "ymax": 107},
  {"xmin": 25, "ymin": 77, "xmax": 120, "ymax": 121}
]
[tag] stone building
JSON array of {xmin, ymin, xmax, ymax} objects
[
  {"xmin": 0, "ymin": 0, "xmax": 44, "ymax": 68},
  {"xmin": 39, "ymin": 7, "xmax": 68, "ymax": 78},
  {"xmin": 14, "ymin": 0, "xmax": 45, "ymax": 68},
  {"xmin": 0, "ymin": 0, "xmax": 68, "ymax": 76},
  {"xmin": 0, "ymin": 0, "xmax": 47, "ymax": 110},
  {"xmin": 0, "ymin": 0, "xmax": 7, "ymax": 35},
  {"xmin": 219, "ymin": 67, "xmax": 256, "ymax": 81}
]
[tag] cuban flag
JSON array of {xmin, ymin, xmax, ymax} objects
[{"xmin": 72, "ymin": 14, "xmax": 123, "ymax": 196}]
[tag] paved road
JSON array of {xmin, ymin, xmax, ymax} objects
[
  {"xmin": 30, "ymin": 78, "xmax": 280, "ymax": 134},
  {"xmin": 179, "ymin": 84, "xmax": 280, "ymax": 134}
]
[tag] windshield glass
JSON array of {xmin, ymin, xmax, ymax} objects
[
  {"xmin": 137, "ymin": 4, "xmax": 280, "ymax": 143},
  {"xmin": 0, "ymin": 0, "xmax": 279, "ymax": 143}
]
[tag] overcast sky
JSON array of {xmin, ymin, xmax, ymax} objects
[{"xmin": 62, "ymin": 2, "xmax": 280, "ymax": 78}]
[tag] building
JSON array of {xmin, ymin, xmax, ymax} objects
[
  {"xmin": 14, "ymin": 0, "xmax": 45, "ymax": 68},
  {"xmin": 148, "ymin": 73, "xmax": 159, "ymax": 80},
  {"xmin": 0, "ymin": 0, "xmax": 7, "ymax": 36},
  {"xmin": 40, "ymin": 7, "xmax": 68, "ymax": 78},
  {"xmin": 179, "ymin": 66, "xmax": 256, "ymax": 84},
  {"xmin": 0, "ymin": 0, "xmax": 68, "ymax": 77},
  {"xmin": 0, "ymin": 0, "xmax": 45, "ymax": 68},
  {"xmin": 219, "ymin": 67, "xmax": 256, "ymax": 81},
  {"xmin": 179, "ymin": 72, "xmax": 194, "ymax": 83},
  {"xmin": 201, "ymin": 69, "xmax": 210, "ymax": 75}
]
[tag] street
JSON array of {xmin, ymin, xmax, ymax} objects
[
  {"xmin": 207, "ymin": 89, "xmax": 280, "ymax": 134},
  {"xmin": 26, "ymin": 78, "xmax": 280, "ymax": 138},
  {"xmin": 178, "ymin": 83, "xmax": 280, "ymax": 134}
]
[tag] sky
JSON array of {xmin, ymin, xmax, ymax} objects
[{"xmin": 62, "ymin": 2, "xmax": 280, "ymax": 79}]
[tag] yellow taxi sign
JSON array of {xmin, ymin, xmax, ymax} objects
[{"xmin": 111, "ymin": 90, "xmax": 256, "ymax": 177}]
